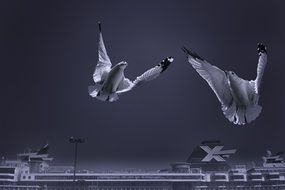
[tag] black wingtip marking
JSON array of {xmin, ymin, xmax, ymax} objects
[
  {"xmin": 98, "ymin": 22, "xmax": 102, "ymax": 32},
  {"xmin": 181, "ymin": 46, "xmax": 190, "ymax": 54},
  {"xmin": 181, "ymin": 46, "xmax": 204, "ymax": 61},
  {"xmin": 160, "ymin": 57, "xmax": 173, "ymax": 73},
  {"xmin": 257, "ymin": 43, "xmax": 267, "ymax": 54}
]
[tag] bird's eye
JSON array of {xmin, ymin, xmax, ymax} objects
[{"xmin": 231, "ymin": 72, "xmax": 235, "ymax": 75}]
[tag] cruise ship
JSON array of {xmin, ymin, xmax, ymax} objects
[{"xmin": 0, "ymin": 141, "xmax": 285, "ymax": 190}]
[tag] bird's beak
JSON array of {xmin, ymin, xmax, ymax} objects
[{"xmin": 122, "ymin": 61, "xmax": 128, "ymax": 66}]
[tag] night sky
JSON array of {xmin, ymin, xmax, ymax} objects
[{"xmin": 0, "ymin": 0, "xmax": 284, "ymax": 170}]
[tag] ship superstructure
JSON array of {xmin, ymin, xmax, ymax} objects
[{"xmin": 0, "ymin": 142, "xmax": 285, "ymax": 190}]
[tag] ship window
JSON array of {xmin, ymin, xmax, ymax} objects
[
  {"xmin": 0, "ymin": 168, "xmax": 15, "ymax": 173},
  {"xmin": 0, "ymin": 175, "xmax": 14, "ymax": 179},
  {"xmin": 212, "ymin": 175, "xmax": 226, "ymax": 180},
  {"xmin": 28, "ymin": 176, "xmax": 31, "ymax": 179},
  {"xmin": 23, "ymin": 176, "xmax": 26, "ymax": 179}
]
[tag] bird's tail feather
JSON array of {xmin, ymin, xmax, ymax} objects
[
  {"xmin": 236, "ymin": 108, "xmax": 246, "ymax": 125},
  {"xmin": 89, "ymin": 86, "xmax": 119, "ymax": 102},
  {"xmin": 88, "ymin": 83, "xmax": 119, "ymax": 102},
  {"xmin": 222, "ymin": 103, "xmax": 262, "ymax": 125},
  {"xmin": 88, "ymin": 84, "xmax": 102, "ymax": 97},
  {"xmin": 245, "ymin": 105, "xmax": 262, "ymax": 123},
  {"xmin": 222, "ymin": 102, "xmax": 237, "ymax": 123},
  {"xmin": 106, "ymin": 93, "xmax": 119, "ymax": 102}
]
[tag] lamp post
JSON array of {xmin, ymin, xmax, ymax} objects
[{"xmin": 69, "ymin": 137, "xmax": 85, "ymax": 183}]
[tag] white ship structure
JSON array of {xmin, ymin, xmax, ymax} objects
[{"xmin": 0, "ymin": 141, "xmax": 285, "ymax": 190}]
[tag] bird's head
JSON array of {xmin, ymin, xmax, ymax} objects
[
  {"xmin": 117, "ymin": 61, "xmax": 128, "ymax": 69},
  {"xmin": 225, "ymin": 70, "xmax": 239, "ymax": 83}
]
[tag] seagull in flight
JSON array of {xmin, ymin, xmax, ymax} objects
[
  {"xmin": 182, "ymin": 43, "xmax": 267, "ymax": 125},
  {"xmin": 88, "ymin": 22, "xmax": 173, "ymax": 102}
]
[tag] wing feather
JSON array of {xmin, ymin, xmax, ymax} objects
[
  {"xmin": 117, "ymin": 57, "xmax": 173, "ymax": 94},
  {"xmin": 255, "ymin": 43, "xmax": 267, "ymax": 94},
  {"xmin": 182, "ymin": 47, "xmax": 232, "ymax": 107},
  {"xmin": 133, "ymin": 57, "xmax": 173, "ymax": 87},
  {"xmin": 93, "ymin": 23, "xmax": 112, "ymax": 83}
]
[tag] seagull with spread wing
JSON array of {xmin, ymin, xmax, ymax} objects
[
  {"xmin": 88, "ymin": 22, "xmax": 173, "ymax": 102},
  {"xmin": 182, "ymin": 43, "xmax": 267, "ymax": 125}
]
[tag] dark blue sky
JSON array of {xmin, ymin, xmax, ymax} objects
[{"xmin": 0, "ymin": 0, "xmax": 284, "ymax": 169}]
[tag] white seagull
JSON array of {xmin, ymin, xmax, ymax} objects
[
  {"xmin": 88, "ymin": 23, "xmax": 173, "ymax": 102},
  {"xmin": 182, "ymin": 43, "xmax": 267, "ymax": 125}
]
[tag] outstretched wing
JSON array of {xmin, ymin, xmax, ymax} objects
[
  {"xmin": 133, "ymin": 57, "xmax": 173, "ymax": 86},
  {"xmin": 116, "ymin": 57, "xmax": 173, "ymax": 94},
  {"xmin": 254, "ymin": 43, "xmax": 267, "ymax": 94},
  {"xmin": 93, "ymin": 22, "xmax": 112, "ymax": 83},
  {"xmin": 182, "ymin": 47, "xmax": 232, "ymax": 108}
]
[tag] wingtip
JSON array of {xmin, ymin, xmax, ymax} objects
[
  {"xmin": 167, "ymin": 56, "xmax": 174, "ymax": 63},
  {"xmin": 181, "ymin": 46, "xmax": 204, "ymax": 61},
  {"xmin": 181, "ymin": 46, "xmax": 189, "ymax": 54},
  {"xmin": 160, "ymin": 57, "xmax": 173, "ymax": 72},
  {"xmin": 98, "ymin": 22, "xmax": 102, "ymax": 32},
  {"xmin": 257, "ymin": 42, "xmax": 267, "ymax": 54}
]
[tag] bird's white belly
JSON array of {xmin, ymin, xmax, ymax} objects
[{"xmin": 230, "ymin": 82, "xmax": 251, "ymax": 107}]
